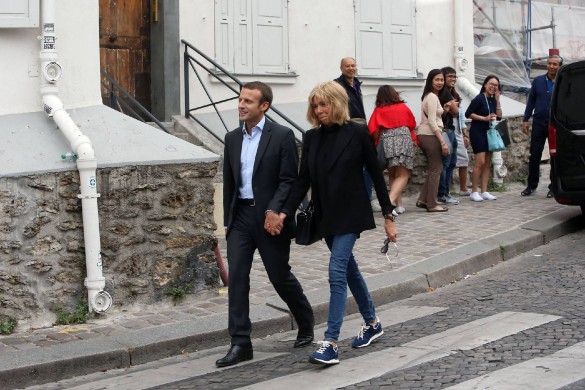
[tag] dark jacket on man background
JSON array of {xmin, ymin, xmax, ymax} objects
[
  {"xmin": 335, "ymin": 75, "xmax": 366, "ymax": 120},
  {"xmin": 523, "ymin": 74, "xmax": 553, "ymax": 128}
]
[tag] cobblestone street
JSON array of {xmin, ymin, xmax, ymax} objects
[{"xmin": 28, "ymin": 228, "xmax": 585, "ymax": 390}]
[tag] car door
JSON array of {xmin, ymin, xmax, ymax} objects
[{"xmin": 549, "ymin": 60, "xmax": 585, "ymax": 202}]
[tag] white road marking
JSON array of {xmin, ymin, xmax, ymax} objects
[
  {"xmin": 27, "ymin": 305, "xmax": 446, "ymax": 390},
  {"xmin": 236, "ymin": 312, "xmax": 561, "ymax": 390},
  {"xmin": 275, "ymin": 305, "xmax": 448, "ymax": 344},
  {"xmin": 445, "ymin": 341, "xmax": 585, "ymax": 390},
  {"xmin": 51, "ymin": 351, "xmax": 284, "ymax": 390}
]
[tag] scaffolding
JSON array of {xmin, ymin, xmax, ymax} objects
[{"xmin": 473, "ymin": 0, "xmax": 585, "ymax": 92}]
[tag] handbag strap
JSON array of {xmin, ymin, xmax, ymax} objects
[{"xmin": 484, "ymin": 95, "xmax": 493, "ymax": 115}]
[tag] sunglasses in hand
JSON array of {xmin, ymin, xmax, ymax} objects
[{"xmin": 381, "ymin": 238, "xmax": 399, "ymax": 264}]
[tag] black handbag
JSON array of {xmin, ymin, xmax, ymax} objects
[
  {"xmin": 496, "ymin": 119, "xmax": 511, "ymax": 147},
  {"xmin": 295, "ymin": 200, "xmax": 321, "ymax": 245}
]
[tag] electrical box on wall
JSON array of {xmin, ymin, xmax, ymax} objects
[{"xmin": 0, "ymin": 0, "xmax": 39, "ymax": 28}]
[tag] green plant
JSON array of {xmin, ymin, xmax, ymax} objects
[
  {"xmin": 54, "ymin": 300, "xmax": 92, "ymax": 325},
  {"xmin": 487, "ymin": 180, "xmax": 509, "ymax": 192},
  {"xmin": 514, "ymin": 176, "xmax": 528, "ymax": 185},
  {"xmin": 164, "ymin": 283, "xmax": 192, "ymax": 303},
  {"xmin": 0, "ymin": 317, "xmax": 17, "ymax": 335}
]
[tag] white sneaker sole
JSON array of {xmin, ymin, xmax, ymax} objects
[
  {"xmin": 352, "ymin": 330, "xmax": 384, "ymax": 348},
  {"xmin": 309, "ymin": 356, "xmax": 340, "ymax": 365}
]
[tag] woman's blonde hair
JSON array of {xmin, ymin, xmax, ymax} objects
[{"xmin": 306, "ymin": 81, "xmax": 350, "ymax": 127}]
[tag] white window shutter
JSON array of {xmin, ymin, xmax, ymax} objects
[
  {"xmin": 234, "ymin": 0, "xmax": 253, "ymax": 73},
  {"xmin": 388, "ymin": 0, "xmax": 416, "ymax": 77},
  {"xmin": 252, "ymin": 0, "xmax": 288, "ymax": 74},
  {"xmin": 215, "ymin": 0, "xmax": 234, "ymax": 71},
  {"xmin": 355, "ymin": 0, "xmax": 416, "ymax": 77},
  {"xmin": 356, "ymin": 0, "xmax": 385, "ymax": 76}
]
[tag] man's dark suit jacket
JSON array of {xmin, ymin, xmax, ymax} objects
[
  {"xmin": 223, "ymin": 119, "xmax": 298, "ymax": 237},
  {"xmin": 283, "ymin": 121, "xmax": 393, "ymax": 237}
]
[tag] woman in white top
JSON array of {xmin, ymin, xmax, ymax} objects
[{"xmin": 416, "ymin": 69, "xmax": 452, "ymax": 212}]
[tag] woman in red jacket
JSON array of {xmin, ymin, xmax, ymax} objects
[{"xmin": 368, "ymin": 85, "xmax": 418, "ymax": 214}]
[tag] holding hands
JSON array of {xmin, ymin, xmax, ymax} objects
[{"xmin": 264, "ymin": 211, "xmax": 284, "ymax": 235}]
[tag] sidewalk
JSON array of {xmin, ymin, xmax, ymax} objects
[{"xmin": 1, "ymin": 183, "xmax": 584, "ymax": 390}]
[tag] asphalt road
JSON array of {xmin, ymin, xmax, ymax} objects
[{"xmin": 25, "ymin": 228, "xmax": 585, "ymax": 390}]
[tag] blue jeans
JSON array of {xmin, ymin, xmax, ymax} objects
[
  {"xmin": 323, "ymin": 233, "xmax": 376, "ymax": 342},
  {"xmin": 438, "ymin": 129, "xmax": 457, "ymax": 197}
]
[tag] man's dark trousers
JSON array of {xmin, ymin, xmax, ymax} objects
[
  {"xmin": 226, "ymin": 204, "xmax": 314, "ymax": 347},
  {"xmin": 527, "ymin": 123, "xmax": 551, "ymax": 190}
]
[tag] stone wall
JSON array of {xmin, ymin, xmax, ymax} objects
[
  {"xmin": 0, "ymin": 162, "xmax": 219, "ymax": 328},
  {"xmin": 406, "ymin": 116, "xmax": 531, "ymax": 194}
]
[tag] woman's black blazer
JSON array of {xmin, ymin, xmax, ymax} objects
[{"xmin": 283, "ymin": 121, "xmax": 393, "ymax": 237}]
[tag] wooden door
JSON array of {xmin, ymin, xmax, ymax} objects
[{"xmin": 99, "ymin": 0, "xmax": 151, "ymax": 113}]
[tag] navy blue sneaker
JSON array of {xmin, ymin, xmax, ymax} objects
[
  {"xmin": 352, "ymin": 317, "xmax": 383, "ymax": 348},
  {"xmin": 309, "ymin": 341, "xmax": 339, "ymax": 365}
]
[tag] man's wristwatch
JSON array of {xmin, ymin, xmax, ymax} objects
[{"xmin": 383, "ymin": 212, "xmax": 396, "ymax": 222}]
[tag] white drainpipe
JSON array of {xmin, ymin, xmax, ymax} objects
[
  {"xmin": 40, "ymin": 0, "xmax": 112, "ymax": 313},
  {"xmin": 453, "ymin": 0, "xmax": 506, "ymax": 184}
]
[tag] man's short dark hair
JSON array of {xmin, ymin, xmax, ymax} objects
[
  {"xmin": 242, "ymin": 81, "xmax": 273, "ymax": 108},
  {"xmin": 441, "ymin": 66, "xmax": 456, "ymax": 76}
]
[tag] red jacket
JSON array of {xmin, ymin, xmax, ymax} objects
[{"xmin": 368, "ymin": 103, "xmax": 418, "ymax": 145}]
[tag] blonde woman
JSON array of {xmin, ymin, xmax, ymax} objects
[{"xmin": 280, "ymin": 81, "xmax": 397, "ymax": 365}]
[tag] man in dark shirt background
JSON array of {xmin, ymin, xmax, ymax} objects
[
  {"xmin": 335, "ymin": 57, "xmax": 366, "ymax": 122},
  {"xmin": 335, "ymin": 57, "xmax": 381, "ymax": 211},
  {"xmin": 521, "ymin": 54, "xmax": 562, "ymax": 198}
]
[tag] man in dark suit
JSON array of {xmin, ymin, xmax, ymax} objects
[{"xmin": 216, "ymin": 81, "xmax": 314, "ymax": 368}]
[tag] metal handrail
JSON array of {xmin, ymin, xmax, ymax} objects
[
  {"xmin": 100, "ymin": 69, "xmax": 170, "ymax": 134},
  {"xmin": 181, "ymin": 39, "xmax": 305, "ymax": 144}
]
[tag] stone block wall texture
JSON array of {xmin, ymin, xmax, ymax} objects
[{"xmin": 0, "ymin": 162, "xmax": 219, "ymax": 325}]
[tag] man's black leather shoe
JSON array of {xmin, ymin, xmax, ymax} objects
[
  {"xmin": 547, "ymin": 190, "xmax": 554, "ymax": 198},
  {"xmin": 294, "ymin": 333, "xmax": 314, "ymax": 348},
  {"xmin": 215, "ymin": 344, "xmax": 253, "ymax": 367},
  {"xmin": 521, "ymin": 187, "xmax": 536, "ymax": 196}
]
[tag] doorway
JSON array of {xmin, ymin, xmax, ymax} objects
[{"xmin": 99, "ymin": 0, "xmax": 151, "ymax": 113}]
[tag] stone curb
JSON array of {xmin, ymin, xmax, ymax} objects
[
  {"xmin": 0, "ymin": 307, "xmax": 290, "ymax": 390},
  {"xmin": 0, "ymin": 207, "xmax": 582, "ymax": 390}
]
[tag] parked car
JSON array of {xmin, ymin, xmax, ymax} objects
[{"xmin": 548, "ymin": 60, "xmax": 585, "ymax": 214}]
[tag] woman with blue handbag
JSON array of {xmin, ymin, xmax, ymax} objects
[{"xmin": 464, "ymin": 75, "xmax": 503, "ymax": 202}]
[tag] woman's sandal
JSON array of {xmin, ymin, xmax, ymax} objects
[
  {"xmin": 415, "ymin": 201, "xmax": 427, "ymax": 209},
  {"xmin": 427, "ymin": 206, "xmax": 449, "ymax": 212}
]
